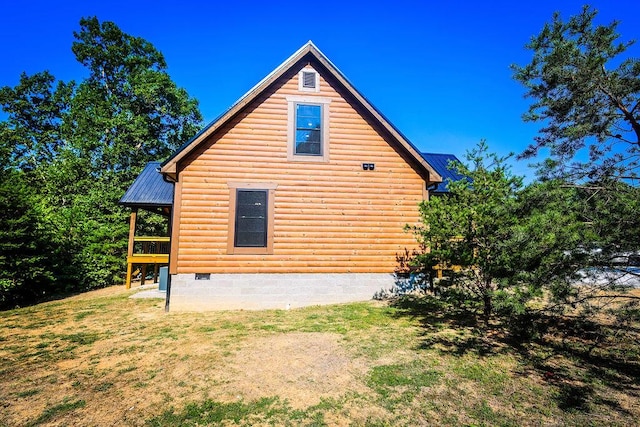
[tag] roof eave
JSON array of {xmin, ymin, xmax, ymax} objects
[
  {"xmin": 160, "ymin": 43, "xmax": 316, "ymax": 176},
  {"xmin": 305, "ymin": 44, "xmax": 442, "ymax": 184}
]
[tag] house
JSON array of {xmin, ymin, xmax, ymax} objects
[{"xmin": 122, "ymin": 41, "xmax": 459, "ymax": 311}]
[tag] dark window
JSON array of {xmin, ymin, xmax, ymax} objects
[
  {"xmin": 234, "ymin": 190, "xmax": 267, "ymax": 247},
  {"xmin": 295, "ymin": 103, "xmax": 322, "ymax": 155}
]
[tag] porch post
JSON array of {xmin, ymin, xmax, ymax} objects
[{"xmin": 125, "ymin": 209, "xmax": 138, "ymax": 289}]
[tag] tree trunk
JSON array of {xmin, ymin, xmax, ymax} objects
[{"xmin": 483, "ymin": 291, "xmax": 492, "ymax": 325}]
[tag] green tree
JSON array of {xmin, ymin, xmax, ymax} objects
[
  {"xmin": 511, "ymin": 179, "xmax": 640, "ymax": 333},
  {"xmin": 0, "ymin": 168, "xmax": 55, "ymax": 308},
  {"xmin": 513, "ymin": 6, "xmax": 640, "ymax": 306},
  {"xmin": 512, "ymin": 5, "xmax": 640, "ymax": 182},
  {"xmin": 0, "ymin": 17, "xmax": 202, "ymax": 304},
  {"xmin": 0, "ymin": 72, "xmax": 73, "ymax": 173},
  {"xmin": 62, "ymin": 17, "xmax": 202, "ymax": 287},
  {"xmin": 410, "ymin": 141, "xmax": 524, "ymax": 323},
  {"xmin": 577, "ymin": 179, "xmax": 640, "ymax": 254},
  {"xmin": 407, "ymin": 144, "xmax": 615, "ymax": 329},
  {"xmin": 70, "ymin": 17, "xmax": 201, "ymax": 177},
  {"xmin": 508, "ymin": 181, "xmax": 591, "ymax": 308}
]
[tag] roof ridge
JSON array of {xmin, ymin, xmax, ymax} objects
[{"xmin": 160, "ymin": 42, "xmax": 442, "ymax": 183}]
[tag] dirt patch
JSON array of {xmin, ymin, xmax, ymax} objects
[{"xmin": 220, "ymin": 332, "xmax": 365, "ymax": 407}]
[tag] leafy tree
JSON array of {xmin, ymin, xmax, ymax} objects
[
  {"xmin": 70, "ymin": 17, "xmax": 201, "ymax": 177},
  {"xmin": 513, "ymin": 6, "xmax": 640, "ymax": 309},
  {"xmin": 0, "ymin": 17, "xmax": 202, "ymax": 304},
  {"xmin": 512, "ymin": 5, "xmax": 640, "ymax": 182},
  {"xmin": 0, "ymin": 168, "xmax": 55, "ymax": 308},
  {"xmin": 0, "ymin": 71, "xmax": 73, "ymax": 173},
  {"xmin": 410, "ymin": 141, "xmax": 524, "ymax": 323},
  {"xmin": 60, "ymin": 17, "xmax": 202, "ymax": 287}
]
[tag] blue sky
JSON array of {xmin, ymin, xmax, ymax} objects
[{"xmin": 1, "ymin": 0, "xmax": 639, "ymax": 180}]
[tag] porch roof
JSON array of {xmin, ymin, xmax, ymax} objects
[
  {"xmin": 420, "ymin": 153, "xmax": 465, "ymax": 194},
  {"xmin": 120, "ymin": 162, "xmax": 173, "ymax": 208}
]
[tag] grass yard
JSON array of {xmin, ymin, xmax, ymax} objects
[{"xmin": 0, "ymin": 286, "xmax": 638, "ymax": 426}]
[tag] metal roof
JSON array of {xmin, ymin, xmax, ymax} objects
[
  {"xmin": 420, "ymin": 153, "xmax": 465, "ymax": 194},
  {"xmin": 119, "ymin": 162, "xmax": 173, "ymax": 207}
]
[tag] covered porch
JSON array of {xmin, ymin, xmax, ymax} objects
[{"xmin": 119, "ymin": 161, "xmax": 173, "ymax": 289}]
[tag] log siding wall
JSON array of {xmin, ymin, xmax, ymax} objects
[{"xmin": 174, "ymin": 61, "xmax": 426, "ymax": 274}]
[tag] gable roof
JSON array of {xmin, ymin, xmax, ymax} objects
[
  {"xmin": 160, "ymin": 41, "xmax": 442, "ymax": 184},
  {"xmin": 420, "ymin": 153, "xmax": 465, "ymax": 194},
  {"xmin": 119, "ymin": 162, "xmax": 173, "ymax": 208}
]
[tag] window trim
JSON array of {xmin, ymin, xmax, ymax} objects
[
  {"xmin": 286, "ymin": 95, "xmax": 331, "ymax": 163},
  {"xmin": 298, "ymin": 68, "xmax": 319, "ymax": 92},
  {"xmin": 227, "ymin": 182, "xmax": 277, "ymax": 255}
]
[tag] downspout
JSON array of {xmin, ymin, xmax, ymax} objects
[
  {"xmin": 164, "ymin": 206, "xmax": 173, "ymax": 313},
  {"xmin": 426, "ymin": 182, "xmax": 438, "ymax": 197},
  {"xmin": 425, "ymin": 169, "xmax": 439, "ymax": 200},
  {"xmin": 161, "ymin": 169, "xmax": 176, "ymax": 313}
]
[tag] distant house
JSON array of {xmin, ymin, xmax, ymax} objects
[{"xmin": 121, "ymin": 42, "xmax": 464, "ymax": 311}]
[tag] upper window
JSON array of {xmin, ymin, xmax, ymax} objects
[
  {"xmin": 295, "ymin": 104, "xmax": 322, "ymax": 156},
  {"xmin": 286, "ymin": 95, "xmax": 331, "ymax": 162}
]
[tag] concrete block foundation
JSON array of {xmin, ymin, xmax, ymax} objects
[{"xmin": 167, "ymin": 273, "xmax": 395, "ymax": 311}]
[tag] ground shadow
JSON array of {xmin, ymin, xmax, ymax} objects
[
  {"xmin": 389, "ymin": 293, "xmax": 640, "ymax": 415},
  {"xmin": 390, "ymin": 294, "xmax": 503, "ymax": 357},
  {"xmin": 513, "ymin": 314, "xmax": 640, "ymax": 414}
]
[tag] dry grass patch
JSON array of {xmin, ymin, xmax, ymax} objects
[
  {"xmin": 224, "ymin": 332, "xmax": 365, "ymax": 406},
  {"xmin": 0, "ymin": 285, "xmax": 638, "ymax": 426}
]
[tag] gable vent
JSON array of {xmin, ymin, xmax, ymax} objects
[{"xmin": 302, "ymin": 71, "xmax": 316, "ymax": 89}]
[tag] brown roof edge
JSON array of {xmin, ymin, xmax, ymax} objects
[
  {"xmin": 306, "ymin": 44, "xmax": 441, "ymax": 184},
  {"xmin": 160, "ymin": 42, "xmax": 315, "ymax": 176},
  {"xmin": 160, "ymin": 41, "xmax": 442, "ymax": 184}
]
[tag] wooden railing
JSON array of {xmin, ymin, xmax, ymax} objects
[
  {"xmin": 126, "ymin": 236, "xmax": 170, "ymax": 288},
  {"xmin": 130, "ymin": 236, "xmax": 170, "ymax": 260}
]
